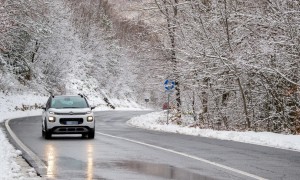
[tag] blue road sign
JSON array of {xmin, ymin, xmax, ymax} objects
[{"xmin": 164, "ymin": 79, "xmax": 175, "ymax": 91}]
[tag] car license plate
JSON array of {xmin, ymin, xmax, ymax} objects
[{"xmin": 67, "ymin": 121, "xmax": 78, "ymax": 125}]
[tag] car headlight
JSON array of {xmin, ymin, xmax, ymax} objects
[
  {"xmin": 87, "ymin": 116, "xmax": 93, "ymax": 122},
  {"xmin": 48, "ymin": 116, "xmax": 56, "ymax": 122},
  {"xmin": 86, "ymin": 111, "xmax": 92, "ymax": 114},
  {"xmin": 49, "ymin": 111, "xmax": 55, "ymax": 115}
]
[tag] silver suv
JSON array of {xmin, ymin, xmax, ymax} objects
[{"xmin": 42, "ymin": 95, "xmax": 95, "ymax": 139}]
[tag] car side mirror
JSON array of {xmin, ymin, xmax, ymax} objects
[{"xmin": 91, "ymin": 106, "xmax": 96, "ymax": 110}]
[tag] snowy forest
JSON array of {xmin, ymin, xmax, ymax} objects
[{"xmin": 1, "ymin": 0, "xmax": 300, "ymax": 134}]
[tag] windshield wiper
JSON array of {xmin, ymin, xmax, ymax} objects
[{"xmin": 62, "ymin": 107, "xmax": 82, "ymax": 108}]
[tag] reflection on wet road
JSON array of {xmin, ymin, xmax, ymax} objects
[
  {"xmin": 115, "ymin": 160, "xmax": 216, "ymax": 180},
  {"xmin": 45, "ymin": 144, "xmax": 56, "ymax": 178},
  {"xmin": 40, "ymin": 135, "xmax": 215, "ymax": 180},
  {"xmin": 43, "ymin": 137, "xmax": 97, "ymax": 179},
  {"xmin": 86, "ymin": 143, "xmax": 94, "ymax": 180}
]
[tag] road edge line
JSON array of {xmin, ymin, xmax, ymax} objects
[
  {"xmin": 5, "ymin": 118, "xmax": 47, "ymax": 176},
  {"xmin": 96, "ymin": 131, "xmax": 267, "ymax": 180}
]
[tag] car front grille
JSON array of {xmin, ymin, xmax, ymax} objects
[
  {"xmin": 55, "ymin": 112, "xmax": 86, "ymax": 115},
  {"xmin": 53, "ymin": 127, "xmax": 89, "ymax": 133},
  {"xmin": 60, "ymin": 118, "xmax": 84, "ymax": 125}
]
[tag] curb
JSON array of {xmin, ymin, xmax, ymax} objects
[{"xmin": 5, "ymin": 118, "xmax": 47, "ymax": 177}]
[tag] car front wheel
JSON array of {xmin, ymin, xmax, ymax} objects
[
  {"xmin": 43, "ymin": 121, "xmax": 52, "ymax": 139},
  {"xmin": 44, "ymin": 130, "xmax": 52, "ymax": 139},
  {"xmin": 88, "ymin": 129, "xmax": 95, "ymax": 139}
]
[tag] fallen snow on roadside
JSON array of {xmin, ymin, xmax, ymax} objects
[
  {"xmin": 0, "ymin": 93, "xmax": 47, "ymax": 180},
  {"xmin": 0, "ymin": 93, "xmax": 47, "ymax": 123},
  {"xmin": 0, "ymin": 129, "xmax": 27, "ymax": 179},
  {"xmin": 127, "ymin": 111, "xmax": 300, "ymax": 151}
]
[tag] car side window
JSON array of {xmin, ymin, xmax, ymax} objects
[{"xmin": 46, "ymin": 97, "xmax": 51, "ymax": 110}]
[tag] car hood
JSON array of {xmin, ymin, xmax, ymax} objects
[{"xmin": 48, "ymin": 108, "xmax": 92, "ymax": 114}]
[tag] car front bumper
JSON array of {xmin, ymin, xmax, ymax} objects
[{"xmin": 46, "ymin": 114, "xmax": 95, "ymax": 134}]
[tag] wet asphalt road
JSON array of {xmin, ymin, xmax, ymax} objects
[{"xmin": 7, "ymin": 111, "xmax": 300, "ymax": 180}]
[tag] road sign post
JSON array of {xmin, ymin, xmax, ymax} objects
[
  {"xmin": 145, "ymin": 99, "xmax": 149, "ymax": 108},
  {"xmin": 167, "ymin": 93, "xmax": 170, "ymax": 124},
  {"xmin": 164, "ymin": 80, "xmax": 175, "ymax": 125}
]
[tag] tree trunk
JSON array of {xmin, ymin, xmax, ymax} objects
[{"xmin": 237, "ymin": 77, "xmax": 250, "ymax": 129}]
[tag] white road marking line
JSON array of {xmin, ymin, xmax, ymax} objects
[
  {"xmin": 96, "ymin": 131, "xmax": 267, "ymax": 180},
  {"xmin": 5, "ymin": 119, "xmax": 47, "ymax": 175}
]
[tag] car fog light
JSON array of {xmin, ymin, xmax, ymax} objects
[
  {"xmin": 48, "ymin": 116, "xmax": 55, "ymax": 122},
  {"xmin": 87, "ymin": 116, "xmax": 93, "ymax": 122}
]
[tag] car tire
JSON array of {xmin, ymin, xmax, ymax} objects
[
  {"xmin": 44, "ymin": 122, "xmax": 51, "ymax": 139},
  {"xmin": 88, "ymin": 129, "xmax": 95, "ymax": 139},
  {"xmin": 42, "ymin": 123, "xmax": 45, "ymax": 138},
  {"xmin": 45, "ymin": 131, "xmax": 51, "ymax": 139}
]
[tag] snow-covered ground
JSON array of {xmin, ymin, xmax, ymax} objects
[
  {"xmin": 128, "ymin": 111, "xmax": 300, "ymax": 152},
  {"xmin": 0, "ymin": 93, "xmax": 47, "ymax": 180}
]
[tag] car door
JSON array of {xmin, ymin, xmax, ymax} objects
[{"xmin": 42, "ymin": 97, "xmax": 51, "ymax": 129}]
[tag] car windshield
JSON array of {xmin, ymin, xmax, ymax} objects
[{"xmin": 51, "ymin": 96, "xmax": 88, "ymax": 109}]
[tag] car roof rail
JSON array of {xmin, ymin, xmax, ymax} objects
[
  {"xmin": 78, "ymin": 93, "xmax": 89, "ymax": 99},
  {"xmin": 78, "ymin": 93, "xmax": 84, "ymax": 98}
]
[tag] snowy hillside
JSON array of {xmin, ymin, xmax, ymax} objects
[
  {"xmin": 1, "ymin": 0, "xmax": 300, "ymax": 134},
  {"xmin": 0, "ymin": 0, "xmax": 143, "ymax": 109}
]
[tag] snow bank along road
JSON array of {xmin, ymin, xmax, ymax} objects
[{"xmin": 6, "ymin": 111, "xmax": 300, "ymax": 180}]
